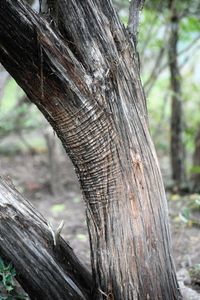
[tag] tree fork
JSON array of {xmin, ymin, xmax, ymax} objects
[{"xmin": 0, "ymin": 1, "xmax": 182, "ymax": 299}]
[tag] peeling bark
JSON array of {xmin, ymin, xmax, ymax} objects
[
  {"xmin": 0, "ymin": 1, "xmax": 182, "ymax": 299},
  {"xmin": 0, "ymin": 177, "xmax": 93, "ymax": 300}
]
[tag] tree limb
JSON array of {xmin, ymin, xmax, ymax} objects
[
  {"xmin": 0, "ymin": 177, "xmax": 93, "ymax": 300},
  {"xmin": 128, "ymin": 0, "xmax": 145, "ymax": 46},
  {"xmin": 143, "ymin": 34, "xmax": 200, "ymax": 96},
  {"xmin": 0, "ymin": 0, "xmax": 90, "ymax": 107},
  {"xmin": 0, "ymin": 0, "xmax": 147, "ymax": 132}
]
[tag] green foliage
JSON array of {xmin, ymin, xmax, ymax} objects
[
  {"xmin": 0, "ymin": 258, "xmax": 16, "ymax": 293},
  {"xmin": 179, "ymin": 207, "xmax": 191, "ymax": 224},
  {"xmin": 0, "ymin": 79, "xmax": 20, "ymax": 113},
  {"xmin": 183, "ymin": 81, "xmax": 200, "ymax": 156},
  {"xmin": 0, "ymin": 78, "xmax": 45, "ymax": 154},
  {"xmin": 1, "ymin": 81, "xmax": 35, "ymax": 134},
  {"xmin": 191, "ymin": 166, "xmax": 200, "ymax": 174},
  {"xmin": 138, "ymin": 9, "xmax": 164, "ymax": 49},
  {"xmin": 170, "ymin": 192, "xmax": 200, "ymax": 228},
  {"xmin": 139, "ymin": 2, "xmax": 200, "ymax": 177},
  {"xmin": 1, "ymin": 103, "xmax": 34, "ymax": 137},
  {"xmin": 0, "ymin": 257, "xmax": 27, "ymax": 300},
  {"xmin": 189, "ymin": 264, "xmax": 200, "ymax": 285},
  {"xmin": 180, "ymin": 16, "xmax": 200, "ymax": 42},
  {"xmin": 178, "ymin": 195, "xmax": 200, "ymax": 226}
]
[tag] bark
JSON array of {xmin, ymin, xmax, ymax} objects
[
  {"xmin": 128, "ymin": 0, "xmax": 145, "ymax": 46},
  {"xmin": 168, "ymin": 2, "xmax": 185, "ymax": 188},
  {"xmin": 0, "ymin": 177, "xmax": 93, "ymax": 300},
  {"xmin": 191, "ymin": 125, "xmax": 200, "ymax": 192},
  {"xmin": 0, "ymin": 1, "xmax": 181, "ymax": 299}
]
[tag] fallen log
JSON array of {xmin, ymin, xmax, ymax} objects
[{"xmin": 0, "ymin": 177, "xmax": 93, "ymax": 300}]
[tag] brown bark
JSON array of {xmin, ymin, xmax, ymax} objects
[
  {"xmin": 168, "ymin": 2, "xmax": 185, "ymax": 188},
  {"xmin": 0, "ymin": 177, "xmax": 93, "ymax": 300},
  {"xmin": 0, "ymin": 1, "xmax": 181, "ymax": 299}
]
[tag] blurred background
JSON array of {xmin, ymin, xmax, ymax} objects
[{"xmin": 0, "ymin": 0, "xmax": 200, "ymax": 293}]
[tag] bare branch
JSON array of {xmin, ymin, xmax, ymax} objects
[
  {"xmin": 0, "ymin": 0, "xmax": 91, "ymax": 116},
  {"xmin": 128, "ymin": 0, "xmax": 145, "ymax": 46},
  {"xmin": 0, "ymin": 177, "xmax": 93, "ymax": 300},
  {"xmin": 144, "ymin": 34, "xmax": 200, "ymax": 96},
  {"xmin": 140, "ymin": 14, "xmax": 159, "ymax": 59},
  {"xmin": 143, "ymin": 45, "xmax": 166, "ymax": 94}
]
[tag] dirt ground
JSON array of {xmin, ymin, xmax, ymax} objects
[{"xmin": 0, "ymin": 145, "xmax": 200, "ymax": 295}]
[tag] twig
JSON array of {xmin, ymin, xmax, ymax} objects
[{"xmin": 144, "ymin": 34, "xmax": 200, "ymax": 96}]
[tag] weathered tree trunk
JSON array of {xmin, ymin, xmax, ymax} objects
[
  {"xmin": 0, "ymin": 1, "xmax": 181, "ymax": 299},
  {"xmin": 191, "ymin": 125, "xmax": 200, "ymax": 192},
  {"xmin": 168, "ymin": 1, "xmax": 185, "ymax": 188},
  {"xmin": 0, "ymin": 177, "xmax": 93, "ymax": 300}
]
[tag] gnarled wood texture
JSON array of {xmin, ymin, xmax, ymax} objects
[
  {"xmin": 0, "ymin": 177, "xmax": 93, "ymax": 300},
  {"xmin": 0, "ymin": 1, "xmax": 181, "ymax": 299}
]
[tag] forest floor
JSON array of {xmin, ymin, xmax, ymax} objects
[{"xmin": 0, "ymin": 144, "xmax": 200, "ymax": 296}]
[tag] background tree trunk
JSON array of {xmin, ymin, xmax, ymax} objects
[
  {"xmin": 168, "ymin": 1, "xmax": 185, "ymax": 189},
  {"xmin": 191, "ymin": 125, "xmax": 200, "ymax": 192},
  {"xmin": 0, "ymin": 1, "xmax": 181, "ymax": 299},
  {"xmin": 0, "ymin": 177, "xmax": 93, "ymax": 300}
]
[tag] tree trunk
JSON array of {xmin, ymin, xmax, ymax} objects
[
  {"xmin": 168, "ymin": 2, "xmax": 185, "ymax": 188},
  {"xmin": 0, "ymin": 1, "xmax": 181, "ymax": 299},
  {"xmin": 191, "ymin": 125, "xmax": 200, "ymax": 192},
  {"xmin": 0, "ymin": 177, "xmax": 93, "ymax": 300}
]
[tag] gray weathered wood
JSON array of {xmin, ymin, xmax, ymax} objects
[
  {"xmin": 128, "ymin": 0, "xmax": 145, "ymax": 46},
  {"xmin": 0, "ymin": 177, "xmax": 93, "ymax": 300}
]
